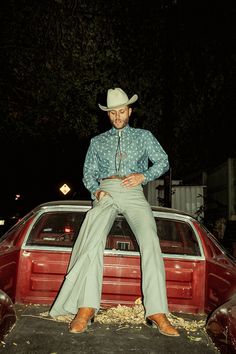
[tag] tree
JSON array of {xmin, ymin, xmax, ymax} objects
[{"xmin": 0, "ymin": 0, "xmax": 235, "ymax": 200}]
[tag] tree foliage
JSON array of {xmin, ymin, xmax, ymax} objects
[{"xmin": 0, "ymin": 0, "xmax": 235, "ymax": 194}]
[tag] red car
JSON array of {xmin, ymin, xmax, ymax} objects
[
  {"xmin": 0, "ymin": 200, "xmax": 235, "ymax": 315},
  {"xmin": 206, "ymin": 293, "xmax": 236, "ymax": 354},
  {"xmin": 0, "ymin": 289, "xmax": 16, "ymax": 341}
]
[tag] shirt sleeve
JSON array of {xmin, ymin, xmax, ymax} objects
[
  {"xmin": 82, "ymin": 139, "xmax": 100, "ymax": 197},
  {"xmin": 142, "ymin": 131, "xmax": 169, "ymax": 184}
]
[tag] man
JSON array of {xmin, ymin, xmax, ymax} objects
[{"xmin": 49, "ymin": 88, "xmax": 179, "ymax": 337}]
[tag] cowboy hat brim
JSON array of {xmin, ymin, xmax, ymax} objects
[{"xmin": 98, "ymin": 94, "xmax": 138, "ymax": 111}]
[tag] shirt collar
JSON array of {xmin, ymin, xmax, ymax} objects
[{"xmin": 110, "ymin": 125, "xmax": 130, "ymax": 136}]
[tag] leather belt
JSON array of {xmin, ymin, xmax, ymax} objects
[{"xmin": 102, "ymin": 175, "xmax": 126, "ymax": 180}]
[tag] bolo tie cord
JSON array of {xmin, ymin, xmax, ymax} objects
[{"xmin": 115, "ymin": 133, "xmax": 122, "ymax": 174}]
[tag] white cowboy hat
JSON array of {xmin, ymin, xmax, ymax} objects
[{"xmin": 98, "ymin": 88, "xmax": 138, "ymax": 111}]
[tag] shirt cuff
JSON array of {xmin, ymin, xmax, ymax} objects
[{"xmin": 142, "ymin": 173, "xmax": 149, "ymax": 185}]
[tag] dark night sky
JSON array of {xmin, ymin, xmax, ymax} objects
[{"xmin": 0, "ymin": 0, "xmax": 235, "ymax": 216}]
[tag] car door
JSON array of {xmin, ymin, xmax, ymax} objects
[
  {"xmin": 0, "ymin": 218, "xmax": 33, "ymax": 302},
  {"xmin": 196, "ymin": 224, "xmax": 236, "ymax": 313},
  {"xmin": 0, "ymin": 232, "xmax": 19, "ymax": 302}
]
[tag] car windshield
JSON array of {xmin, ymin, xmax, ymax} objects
[
  {"xmin": 27, "ymin": 211, "xmax": 87, "ymax": 247},
  {"xmin": 26, "ymin": 211, "xmax": 201, "ymax": 256}
]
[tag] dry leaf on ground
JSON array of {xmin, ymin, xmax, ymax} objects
[{"xmin": 39, "ymin": 297, "xmax": 206, "ymax": 334}]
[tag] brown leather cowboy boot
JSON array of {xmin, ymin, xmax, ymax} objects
[
  {"xmin": 147, "ymin": 313, "xmax": 180, "ymax": 337},
  {"xmin": 69, "ymin": 307, "xmax": 95, "ymax": 334}
]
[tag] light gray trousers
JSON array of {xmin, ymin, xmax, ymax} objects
[{"xmin": 49, "ymin": 180, "xmax": 169, "ymax": 318}]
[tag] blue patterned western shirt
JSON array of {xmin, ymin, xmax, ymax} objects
[{"xmin": 83, "ymin": 125, "xmax": 169, "ymax": 195}]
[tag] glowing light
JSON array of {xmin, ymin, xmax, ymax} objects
[{"xmin": 59, "ymin": 184, "xmax": 71, "ymax": 195}]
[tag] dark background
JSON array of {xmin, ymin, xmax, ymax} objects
[{"xmin": 0, "ymin": 0, "xmax": 235, "ymax": 216}]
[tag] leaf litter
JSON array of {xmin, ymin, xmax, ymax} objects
[{"xmin": 38, "ymin": 298, "xmax": 206, "ymax": 341}]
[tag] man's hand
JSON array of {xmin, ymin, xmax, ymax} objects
[
  {"xmin": 121, "ymin": 173, "xmax": 145, "ymax": 188},
  {"xmin": 94, "ymin": 190, "xmax": 109, "ymax": 201}
]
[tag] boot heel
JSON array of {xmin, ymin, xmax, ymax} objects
[
  {"xmin": 146, "ymin": 318, "xmax": 156, "ymax": 328},
  {"xmin": 88, "ymin": 316, "xmax": 95, "ymax": 326}
]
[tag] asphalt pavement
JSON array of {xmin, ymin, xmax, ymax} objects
[{"xmin": 0, "ymin": 305, "xmax": 220, "ymax": 354}]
